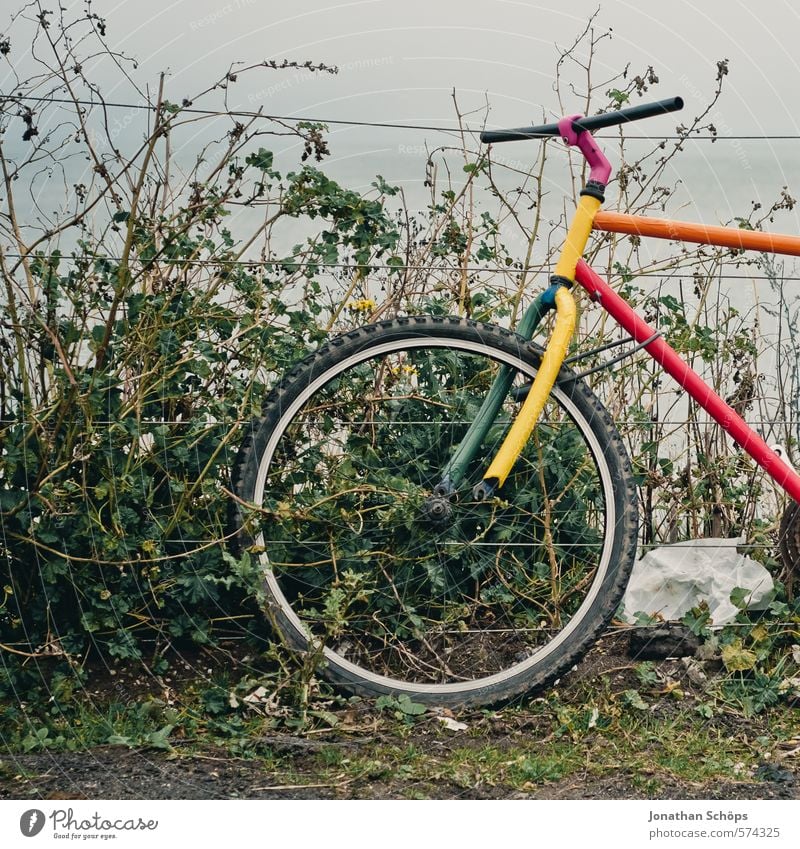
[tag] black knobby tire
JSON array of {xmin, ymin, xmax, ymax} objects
[
  {"xmin": 230, "ymin": 316, "xmax": 639, "ymax": 707},
  {"xmin": 777, "ymin": 500, "xmax": 800, "ymax": 596}
]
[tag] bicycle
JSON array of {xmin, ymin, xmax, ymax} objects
[{"xmin": 229, "ymin": 96, "xmax": 800, "ymax": 707}]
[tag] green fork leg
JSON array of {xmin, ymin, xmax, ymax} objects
[{"xmin": 436, "ymin": 295, "xmax": 551, "ymax": 493}]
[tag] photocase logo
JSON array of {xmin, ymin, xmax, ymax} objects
[{"xmin": 19, "ymin": 809, "xmax": 46, "ymax": 837}]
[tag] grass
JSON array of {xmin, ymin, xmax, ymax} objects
[
  {"xmin": 0, "ymin": 636, "xmax": 798, "ymax": 798},
  {"xmin": 279, "ymin": 703, "xmax": 797, "ymax": 797}
]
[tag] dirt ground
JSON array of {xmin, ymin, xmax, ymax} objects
[
  {"xmin": 2, "ymin": 746, "xmax": 796, "ymax": 801},
  {"xmin": 1, "ymin": 632, "xmax": 798, "ymax": 801}
]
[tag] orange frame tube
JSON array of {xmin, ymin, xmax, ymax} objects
[{"xmin": 594, "ymin": 211, "xmax": 800, "ymax": 257}]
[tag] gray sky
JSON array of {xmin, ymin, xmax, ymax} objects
[
  {"xmin": 2, "ymin": 0, "xmax": 797, "ymax": 427},
  {"xmin": 97, "ymin": 0, "xmax": 800, "ymax": 131},
  {"xmin": 58, "ymin": 0, "xmax": 799, "ymax": 222},
  {"xmin": 4, "ymin": 0, "xmax": 800, "ymax": 233}
]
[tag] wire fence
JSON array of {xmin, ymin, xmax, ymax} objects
[
  {"xmin": 6, "ymin": 93, "xmax": 800, "ymax": 140},
  {"xmin": 3, "ymin": 252, "xmax": 799, "ymax": 280}
]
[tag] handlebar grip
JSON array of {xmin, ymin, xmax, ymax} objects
[
  {"xmin": 575, "ymin": 96, "xmax": 684, "ymax": 132},
  {"xmin": 480, "ymin": 96, "xmax": 684, "ymax": 143}
]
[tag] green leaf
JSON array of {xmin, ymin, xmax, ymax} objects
[
  {"xmin": 371, "ymin": 175, "xmax": 399, "ymax": 196},
  {"xmin": 635, "ymin": 661, "xmax": 659, "ymax": 688},
  {"xmin": 246, "ymin": 148, "xmax": 275, "ymax": 172},
  {"xmin": 607, "ymin": 88, "xmax": 630, "ymax": 106},
  {"xmin": 395, "ymin": 694, "xmax": 426, "ymax": 715},
  {"xmin": 375, "ymin": 694, "xmax": 426, "ymax": 716},
  {"xmin": 308, "ymin": 709, "xmax": 339, "ymax": 727},
  {"xmin": 145, "ymin": 724, "xmax": 174, "ymax": 750},
  {"xmin": 730, "ymin": 586, "xmax": 751, "ymax": 610},
  {"xmin": 621, "ymin": 689, "xmax": 648, "ymax": 710},
  {"xmin": 682, "ymin": 603, "xmax": 712, "ymax": 636}
]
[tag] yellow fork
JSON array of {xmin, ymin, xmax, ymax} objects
[{"xmin": 482, "ymin": 194, "xmax": 601, "ymax": 489}]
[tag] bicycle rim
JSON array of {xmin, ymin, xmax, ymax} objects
[{"xmin": 246, "ymin": 330, "xmax": 619, "ymax": 699}]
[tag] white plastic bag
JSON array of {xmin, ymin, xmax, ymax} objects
[{"xmin": 622, "ymin": 537, "xmax": 774, "ymax": 626}]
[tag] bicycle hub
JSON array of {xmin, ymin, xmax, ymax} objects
[{"xmin": 422, "ymin": 493, "xmax": 453, "ymax": 524}]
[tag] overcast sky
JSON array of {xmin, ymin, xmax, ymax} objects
[
  {"xmin": 52, "ymin": 0, "xmax": 796, "ymax": 220},
  {"xmin": 2, "ymin": 0, "xmax": 797, "ymax": 410},
  {"xmin": 4, "ymin": 0, "xmax": 800, "ymax": 233},
  {"xmin": 91, "ymin": 0, "xmax": 799, "ymax": 130}
]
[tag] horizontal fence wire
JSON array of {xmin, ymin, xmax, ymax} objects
[
  {"xmin": 3, "ymin": 252, "xmax": 800, "ymax": 279},
  {"xmin": 2, "ymin": 419, "xmax": 800, "ymax": 426},
  {"xmin": 6, "ymin": 93, "xmax": 800, "ymax": 140}
]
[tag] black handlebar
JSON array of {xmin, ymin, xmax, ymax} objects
[{"xmin": 480, "ymin": 96, "xmax": 684, "ymax": 144}]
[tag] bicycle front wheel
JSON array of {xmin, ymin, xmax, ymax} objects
[{"xmin": 231, "ymin": 316, "xmax": 638, "ymax": 707}]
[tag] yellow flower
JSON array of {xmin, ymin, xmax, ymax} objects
[{"xmin": 347, "ymin": 298, "xmax": 376, "ymax": 313}]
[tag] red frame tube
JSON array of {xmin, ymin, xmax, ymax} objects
[{"xmin": 574, "ymin": 259, "xmax": 800, "ymax": 503}]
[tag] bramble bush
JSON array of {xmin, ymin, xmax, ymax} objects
[{"xmin": 1, "ymin": 4, "xmax": 798, "ymax": 722}]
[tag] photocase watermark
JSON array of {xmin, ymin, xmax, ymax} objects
[
  {"xmin": 486, "ymin": 151, "xmax": 526, "ymax": 173},
  {"xmin": 106, "ymin": 106, "xmax": 144, "ymax": 145},
  {"xmin": 189, "ymin": 0, "xmax": 257, "ymax": 32},
  {"xmin": 247, "ymin": 56, "xmax": 394, "ymax": 103},
  {"xmin": 397, "ymin": 144, "xmax": 526, "ymax": 175},
  {"xmin": 78, "ymin": 102, "xmax": 150, "ymax": 156},
  {"xmin": 332, "ymin": 56, "xmax": 394, "ymax": 74},
  {"xmin": 20, "ymin": 809, "xmax": 45, "ymax": 838},
  {"xmin": 397, "ymin": 143, "xmax": 430, "ymax": 157},
  {"xmin": 18, "ymin": 807, "xmax": 159, "ymax": 839}
]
